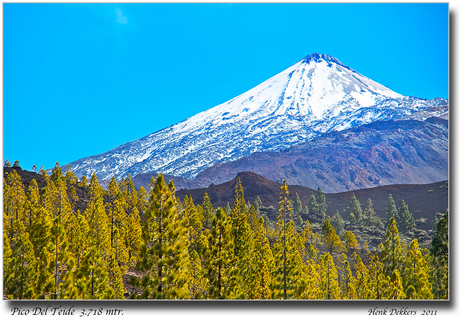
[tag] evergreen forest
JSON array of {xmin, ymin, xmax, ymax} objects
[{"xmin": 3, "ymin": 161, "xmax": 448, "ymax": 300}]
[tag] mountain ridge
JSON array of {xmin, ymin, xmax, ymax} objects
[
  {"xmin": 131, "ymin": 117, "xmax": 448, "ymax": 193},
  {"xmin": 173, "ymin": 170, "xmax": 448, "ymax": 232},
  {"xmin": 64, "ymin": 53, "xmax": 448, "ymax": 182}
]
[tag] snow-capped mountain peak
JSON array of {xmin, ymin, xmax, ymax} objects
[{"xmin": 65, "ymin": 53, "xmax": 447, "ymax": 181}]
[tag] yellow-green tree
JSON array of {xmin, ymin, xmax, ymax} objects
[
  {"xmin": 352, "ymin": 252, "xmax": 370, "ymax": 299},
  {"xmin": 84, "ymin": 173, "xmax": 111, "ymax": 260},
  {"xmin": 430, "ymin": 209, "xmax": 448, "ymax": 299},
  {"xmin": 107, "ymin": 192, "xmax": 129, "ymax": 273},
  {"xmin": 246, "ymin": 216, "xmax": 273, "ymax": 299},
  {"xmin": 271, "ymin": 180, "xmax": 305, "ymax": 299},
  {"xmin": 201, "ymin": 192, "xmax": 214, "ymax": 229},
  {"xmin": 340, "ymin": 258, "xmax": 357, "ymax": 299},
  {"xmin": 75, "ymin": 247, "xmax": 110, "ymax": 299},
  {"xmin": 297, "ymin": 259, "xmax": 320, "ymax": 299},
  {"xmin": 343, "ymin": 230, "xmax": 359, "ymax": 256},
  {"xmin": 3, "ymin": 232, "xmax": 37, "ymax": 299},
  {"xmin": 125, "ymin": 207, "xmax": 142, "ymax": 268},
  {"xmin": 228, "ymin": 178, "xmax": 253, "ymax": 298},
  {"xmin": 385, "ymin": 269, "xmax": 406, "ymax": 299},
  {"xmin": 402, "ymin": 239, "xmax": 432, "ymax": 299},
  {"xmin": 188, "ymin": 250, "xmax": 206, "ymax": 299},
  {"xmin": 318, "ymin": 253, "xmax": 340, "ymax": 299},
  {"xmin": 322, "ymin": 218, "xmax": 343, "ymax": 254},
  {"xmin": 203, "ymin": 208, "xmax": 235, "ymax": 299},
  {"xmin": 136, "ymin": 175, "xmax": 190, "ymax": 299},
  {"xmin": 381, "ymin": 217, "xmax": 405, "ymax": 277},
  {"xmin": 3, "ymin": 170, "xmax": 26, "ymax": 244},
  {"xmin": 367, "ymin": 254, "xmax": 388, "ymax": 299}
]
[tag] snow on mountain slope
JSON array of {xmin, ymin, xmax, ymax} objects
[{"xmin": 66, "ymin": 53, "xmax": 448, "ymax": 180}]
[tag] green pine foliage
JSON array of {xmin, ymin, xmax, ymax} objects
[
  {"xmin": 385, "ymin": 194, "xmax": 398, "ymax": 226},
  {"xmin": 203, "ymin": 208, "xmax": 235, "ymax": 299},
  {"xmin": 397, "ymin": 200, "xmax": 416, "ymax": 234},
  {"xmin": 381, "ymin": 217, "xmax": 405, "ymax": 277},
  {"xmin": 2, "ymin": 163, "xmax": 447, "ymax": 300},
  {"xmin": 136, "ymin": 174, "xmax": 190, "ymax": 299},
  {"xmin": 316, "ymin": 187, "xmax": 327, "ymax": 223},
  {"xmin": 345, "ymin": 193, "xmax": 362, "ymax": 224},
  {"xmin": 430, "ymin": 210, "xmax": 448, "ymax": 299}
]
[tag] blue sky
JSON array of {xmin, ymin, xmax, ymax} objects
[{"xmin": 3, "ymin": 3, "xmax": 449, "ymax": 172}]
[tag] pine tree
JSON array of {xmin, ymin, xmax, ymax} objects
[
  {"xmin": 246, "ymin": 216, "xmax": 273, "ymax": 299},
  {"xmin": 322, "ymin": 218, "xmax": 343, "ymax": 254},
  {"xmin": 188, "ymin": 250, "xmax": 206, "ymax": 299},
  {"xmin": 291, "ymin": 192, "xmax": 304, "ymax": 230},
  {"xmin": 330, "ymin": 210, "xmax": 345, "ymax": 237},
  {"xmin": 78, "ymin": 175, "xmax": 89, "ymax": 188},
  {"xmin": 34, "ymin": 246, "xmax": 55, "ymax": 299},
  {"xmin": 367, "ymin": 254, "xmax": 388, "ymax": 299},
  {"xmin": 381, "ymin": 217, "xmax": 405, "ymax": 277},
  {"xmin": 272, "ymin": 179, "xmax": 291, "ymax": 299},
  {"xmin": 136, "ymin": 186, "xmax": 149, "ymax": 216},
  {"xmin": 181, "ymin": 196, "xmax": 203, "ymax": 251},
  {"xmin": 48, "ymin": 217, "xmax": 75, "ymax": 299},
  {"xmin": 3, "ymin": 170, "xmax": 26, "ymax": 245},
  {"xmin": 318, "ymin": 253, "xmax": 340, "ymax": 299},
  {"xmin": 402, "ymin": 239, "xmax": 432, "ymax": 299},
  {"xmin": 271, "ymin": 180, "xmax": 305, "ymax": 299},
  {"xmin": 254, "ymin": 195, "xmax": 262, "ymax": 215},
  {"xmin": 340, "ymin": 259, "xmax": 357, "ymax": 299},
  {"xmin": 39, "ymin": 165, "xmax": 51, "ymax": 184},
  {"xmin": 84, "ymin": 173, "xmax": 111, "ymax": 260},
  {"xmin": 107, "ymin": 192, "xmax": 129, "ymax": 273},
  {"xmin": 23, "ymin": 179, "xmax": 53, "ymax": 258},
  {"xmin": 307, "ymin": 193, "xmax": 319, "ymax": 219},
  {"xmin": 68, "ymin": 185, "xmax": 79, "ymax": 210},
  {"xmin": 48, "ymin": 164, "xmax": 73, "ymax": 228},
  {"xmin": 106, "ymin": 250, "xmax": 126, "ymax": 299},
  {"xmin": 292, "ymin": 192, "xmax": 303, "ymax": 217},
  {"xmin": 397, "ymin": 200, "xmax": 416, "ymax": 234},
  {"xmin": 4, "ymin": 232, "xmax": 37, "ymax": 299},
  {"xmin": 13, "ymin": 160, "xmax": 21, "ymax": 169},
  {"xmin": 343, "ymin": 230, "xmax": 359, "ymax": 255},
  {"xmin": 431, "ymin": 209, "xmax": 448, "ymax": 264},
  {"xmin": 73, "ymin": 213, "xmax": 90, "ymax": 269},
  {"xmin": 297, "ymin": 259, "xmax": 319, "ymax": 299},
  {"xmin": 125, "ymin": 207, "xmax": 143, "ymax": 268},
  {"xmin": 271, "ymin": 220, "xmax": 304, "ymax": 299},
  {"xmin": 201, "ymin": 192, "xmax": 214, "ymax": 229},
  {"xmin": 136, "ymin": 174, "xmax": 190, "ymax": 299},
  {"xmin": 107, "ymin": 176, "xmax": 120, "ymax": 212},
  {"xmin": 62, "ymin": 210, "xmax": 82, "ymax": 266},
  {"xmin": 3, "ymin": 232, "xmax": 14, "ymax": 296},
  {"xmin": 385, "ymin": 269, "xmax": 406, "ymax": 299},
  {"xmin": 64, "ymin": 165, "xmax": 78, "ymax": 185},
  {"xmin": 363, "ymin": 198, "xmax": 383, "ymax": 228},
  {"xmin": 316, "ymin": 187, "xmax": 327, "ymax": 223},
  {"xmin": 75, "ymin": 246, "xmax": 110, "ymax": 299},
  {"xmin": 352, "ymin": 252, "xmax": 370, "ymax": 299},
  {"xmin": 203, "ymin": 208, "xmax": 235, "ymax": 299},
  {"xmin": 345, "ymin": 193, "xmax": 362, "ymax": 224},
  {"xmin": 430, "ymin": 210, "xmax": 448, "ymax": 299},
  {"xmin": 23, "ymin": 179, "xmax": 40, "ymax": 232},
  {"xmin": 247, "ymin": 204, "xmax": 260, "ymax": 234},
  {"xmin": 227, "ymin": 178, "xmax": 252, "ymax": 298},
  {"xmin": 385, "ymin": 194, "xmax": 398, "ymax": 226}
]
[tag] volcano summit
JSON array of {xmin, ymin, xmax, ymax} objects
[{"xmin": 66, "ymin": 53, "xmax": 448, "ymax": 181}]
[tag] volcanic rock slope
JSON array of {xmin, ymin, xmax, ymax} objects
[
  {"xmin": 66, "ymin": 53, "xmax": 448, "ymax": 184},
  {"xmin": 194, "ymin": 118, "xmax": 448, "ymax": 193}
]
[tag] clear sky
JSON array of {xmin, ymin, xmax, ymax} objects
[{"xmin": 2, "ymin": 2, "xmax": 449, "ymax": 172}]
